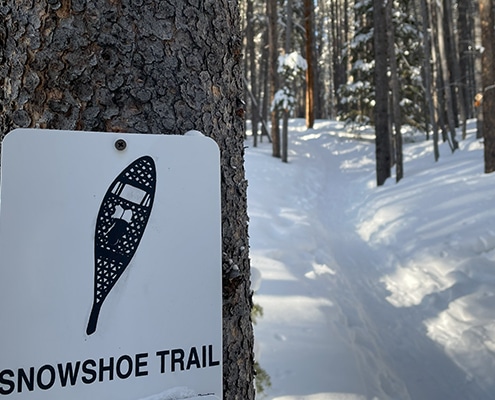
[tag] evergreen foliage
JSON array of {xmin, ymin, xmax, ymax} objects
[
  {"xmin": 338, "ymin": 0, "xmax": 374, "ymax": 125},
  {"xmin": 337, "ymin": 0, "xmax": 425, "ymax": 128},
  {"xmin": 251, "ymin": 303, "xmax": 272, "ymax": 397}
]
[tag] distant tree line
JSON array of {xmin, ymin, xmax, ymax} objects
[{"xmin": 241, "ymin": 0, "xmax": 495, "ymax": 184}]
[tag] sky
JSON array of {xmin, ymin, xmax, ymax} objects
[{"xmin": 246, "ymin": 119, "xmax": 495, "ymax": 400}]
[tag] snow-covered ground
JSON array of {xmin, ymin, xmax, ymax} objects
[{"xmin": 246, "ymin": 119, "xmax": 495, "ymax": 400}]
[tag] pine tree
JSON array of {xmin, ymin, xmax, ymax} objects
[{"xmin": 338, "ymin": 0, "xmax": 425, "ymax": 131}]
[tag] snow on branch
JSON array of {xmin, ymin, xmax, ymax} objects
[
  {"xmin": 272, "ymin": 52, "xmax": 307, "ymax": 112},
  {"xmin": 277, "ymin": 51, "xmax": 307, "ymax": 80},
  {"xmin": 271, "ymin": 87, "xmax": 296, "ymax": 112}
]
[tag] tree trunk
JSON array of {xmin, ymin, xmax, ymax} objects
[
  {"xmin": 373, "ymin": 0, "xmax": 391, "ymax": 186},
  {"xmin": 0, "ymin": 1, "xmax": 255, "ymax": 398},
  {"xmin": 444, "ymin": 0, "xmax": 467, "ymax": 138},
  {"xmin": 458, "ymin": 0, "xmax": 476, "ymax": 124},
  {"xmin": 436, "ymin": 0, "xmax": 459, "ymax": 151},
  {"xmin": 285, "ymin": 0, "xmax": 293, "ymax": 52},
  {"xmin": 261, "ymin": 29, "xmax": 271, "ymax": 142},
  {"xmin": 281, "ymin": 0, "xmax": 293, "ymax": 163},
  {"xmin": 282, "ymin": 111, "xmax": 289, "ymax": 163},
  {"xmin": 429, "ymin": 0, "xmax": 449, "ymax": 146},
  {"xmin": 268, "ymin": 0, "xmax": 280, "ymax": 156},
  {"xmin": 246, "ymin": 0, "xmax": 260, "ymax": 146},
  {"xmin": 474, "ymin": 0, "xmax": 484, "ymax": 139},
  {"xmin": 332, "ymin": 0, "xmax": 347, "ymax": 116},
  {"xmin": 419, "ymin": 0, "xmax": 440, "ymax": 161},
  {"xmin": 304, "ymin": 0, "xmax": 315, "ymax": 129},
  {"xmin": 480, "ymin": 0, "xmax": 495, "ymax": 172},
  {"xmin": 386, "ymin": 0, "xmax": 403, "ymax": 182}
]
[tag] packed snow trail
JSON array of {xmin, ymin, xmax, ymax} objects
[{"xmin": 246, "ymin": 120, "xmax": 493, "ymax": 400}]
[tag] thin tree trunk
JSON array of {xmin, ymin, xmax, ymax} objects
[
  {"xmin": 480, "ymin": 0, "xmax": 495, "ymax": 172},
  {"xmin": 444, "ymin": 0, "xmax": 467, "ymax": 138},
  {"xmin": 374, "ymin": 0, "xmax": 391, "ymax": 186},
  {"xmin": 285, "ymin": 0, "xmax": 293, "ymax": 54},
  {"xmin": 436, "ymin": 0, "xmax": 459, "ymax": 151},
  {"xmin": 474, "ymin": 0, "xmax": 484, "ymax": 139},
  {"xmin": 430, "ymin": 0, "xmax": 449, "ymax": 146},
  {"xmin": 246, "ymin": 0, "xmax": 259, "ymax": 146},
  {"xmin": 268, "ymin": 0, "xmax": 280, "ymax": 156},
  {"xmin": 282, "ymin": 112, "xmax": 289, "ymax": 162},
  {"xmin": 261, "ymin": 29, "xmax": 270, "ymax": 143},
  {"xmin": 458, "ymin": 0, "xmax": 475, "ymax": 125},
  {"xmin": 304, "ymin": 0, "xmax": 315, "ymax": 129},
  {"xmin": 419, "ymin": 0, "xmax": 440, "ymax": 161},
  {"xmin": 386, "ymin": 0, "xmax": 403, "ymax": 182},
  {"xmin": 282, "ymin": 0, "xmax": 293, "ymax": 163}
]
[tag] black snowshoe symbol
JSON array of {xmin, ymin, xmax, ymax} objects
[{"xmin": 86, "ymin": 156, "xmax": 156, "ymax": 336}]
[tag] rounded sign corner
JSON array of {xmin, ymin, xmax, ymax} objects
[
  {"xmin": 2, "ymin": 128, "xmax": 30, "ymax": 145},
  {"xmin": 201, "ymin": 135, "xmax": 221, "ymax": 156}
]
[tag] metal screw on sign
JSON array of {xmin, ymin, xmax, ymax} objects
[{"xmin": 115, "ymin": 139, "xmax": 127, "ymax": 151}]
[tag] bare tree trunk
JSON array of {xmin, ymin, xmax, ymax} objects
[
  {"xmin": 285, "ymin": 0, "xmax": 293, "ymax": 55},
  {"xmin": 268, "ymin": 0, "xmax": 280, "ymax": 156},
  {"xmin": 0, "ymin": 1, "xmax": 255, "ymax": 398},
  {"xmin": 374, "ymin": 0, "xmax": 391, "ymax": 186},
  {"xmin": 386, "ymin": 0, "xmax": 403, "ymax": 182},
  {"xmin": 474, "ymin": 0, "xmax": 484, "ymax": 139},
  {"xmin": 261, "ymin": 29, "xmax": 271, "ymax": 142},
  {"xmin": 282, "ymin": 0, "xmax": 293, "ymax": 163},
  {"xmin": 480, "ymin": 0, "xmax": 495, "ymax": 172},
  {"xmin": 304, "ymin": 0, "xmax": 315, "ymax": 129},
  {"xmin": 330, "ymin": 0, "xmax": 350, "ymax": 117},
  {"xmin": 444, "ymin": 0, "xmax": 467, "ymax": 139},
  {"xmin": 282, "ymin": 112, "xmax": 289, "ymax": 162},
  {"xmin": 458, "ymin": 0, "xmax": 476, "ymax": 125},
  {"xmin": 419, "ymin": 0, "xmax": 440, "ymax": 161},
  {"xmin": 430, "ymin": 1, "xmax": 449, "ymax": 146},
  {"xmin": 246, "ymin": 0, "xmax": 260, "ymax": 146},
  {"xmin": 435, "ymin": 0, "xmax": 459, "ymax": 151}
]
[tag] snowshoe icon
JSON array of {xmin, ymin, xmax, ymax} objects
[{"xmin": 87, "ymin": 156, "xmax": 156, "ymax": 336}]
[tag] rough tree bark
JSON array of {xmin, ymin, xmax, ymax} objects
[
  {"xmin": 435, "ymin": 0, "xmax": 459, "ymax": 151},
  {"xmin": 479, "ymin": 0, "xmax": 495, "ymax": 173},
  {"xmin": 304, "ymin": 0, "xmax": 315, "ymax": 129},
  {"xmin": 373, "ymin": 0, "xmax": 391, "ymax": 186},
  {"xmin": 281, "ymin": 0, "xmax": 293, "ymax": 163},
  {"xmin": 268, "ymin": 0, "xmax": 280, "ymax": 157},
  {"xmin": 386, "ymin": 0, "xmax": 403, "ymax": 182},
  {"xmin": 444, "ymin": 0, "xmax": 467, "ymax": 138},
  {"xmin": 0, "ymin": 1, "xmax": 255, "ymax": 398},
  {"xmin": 245, "ymin": 0, "xmax": 259, "ymax": 147},
  {"xmin": 419, "ymin": 0, "xmax": 440, "ymax": 161}
]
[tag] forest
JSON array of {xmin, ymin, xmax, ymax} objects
[
  {"xmin": 240, "ymin": 0, "xmax": 495, "ymax": 185},
  {"xmin": 2, "ymin": 1, "xmax": 495, "ymax": 398}
]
